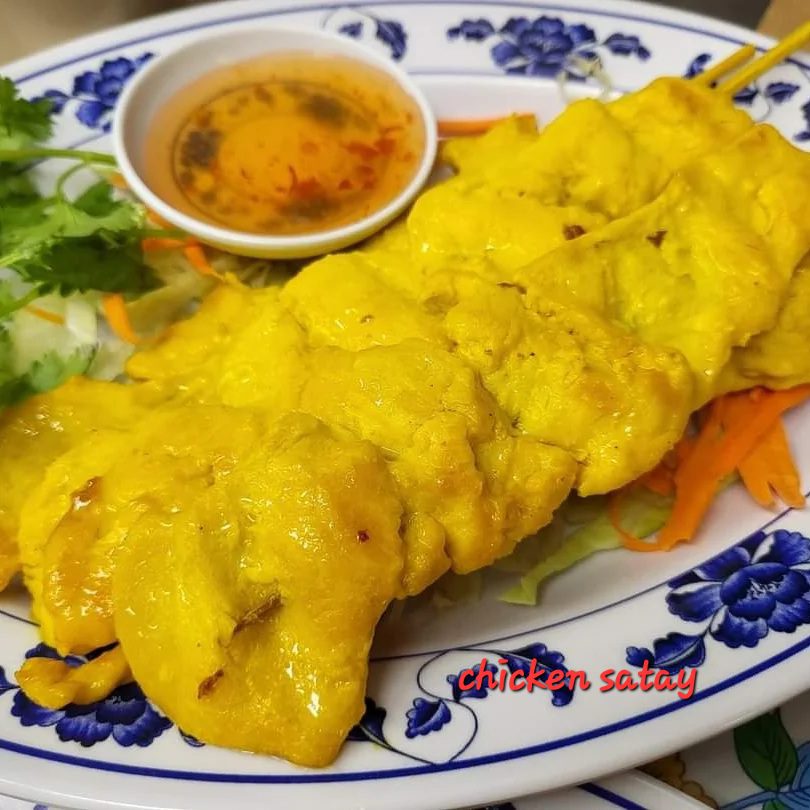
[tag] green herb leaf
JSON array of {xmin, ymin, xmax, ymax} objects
[
  {"xmin": 73, "ymin": 180, "xmax": 121, "ymax": 215},
  {"xmin": 0, "ymin": 282, "xmax": 37, "ymax": 318},
  {"xmin": 0, "ymin": 346, "xmax": 92, "ymax": 408},
  {"xmin": 0, "ymin": 179, "xmax": 155, "ymax": 296},
  {"xmin": 0, "ymin": 78, "xmax": 157, "ymax": 300},
  {"xmin": 0, "ymin": 77, "xmax": 52, "ymax": 152},
  {"xmin": 0, "ymin": 316, "xmax": 95, "ymax": 408},
  {"xmin": 0, "ymin": 170, "xmax": 39, "ymax": 206},
  {"xmin": 18, "ymin": 238, "xmax": 156, "ymax": 295},
  {"xmin": 733, "ymin": 710, "xmax": 798, "ymax": 791},
  {"xmin": 499, "ymin": 489, "xmax": 672, "ymax": 605}
]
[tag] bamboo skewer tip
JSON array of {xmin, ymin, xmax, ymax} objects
[
  {"xmin": 694, "ymin": 43, "xmax": 757, "ymax": 86},
  {"xmin": 717, "ymin": 20, "xmax": 810, "ymax": 98}
]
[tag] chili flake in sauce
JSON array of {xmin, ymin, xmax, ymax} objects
[{"xmin": 143, "ymin": 53, "xmax": 426, "ymax": 236}]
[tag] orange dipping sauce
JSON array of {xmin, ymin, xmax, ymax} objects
[{"xmin": 143, "ymin": 52, "xmax": 427, "ymax": 237}]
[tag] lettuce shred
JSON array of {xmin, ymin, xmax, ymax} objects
[{"xmin": 499, "ymin": 489, "xmax": 672, "ymax": 605}]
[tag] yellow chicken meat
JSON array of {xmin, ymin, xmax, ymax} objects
[
  {"xmin": 113, "ymin": 411, "xmax": 406, "ymax": 766},
  {"xmin": 408, "ymin": 78, "xmax": 753, "ymax": 283},
  {"xmin": 516, "ymin": 124, "xmax": 810, "ymax": 404}
]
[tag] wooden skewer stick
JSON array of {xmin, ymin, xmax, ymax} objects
[
  {"xmin": 693, "ymin": 44, "xmax": 757, "ymax": 85},
  {"xmin": 717, "ymin": 20, "xmax": 810, "ymax": 97}
]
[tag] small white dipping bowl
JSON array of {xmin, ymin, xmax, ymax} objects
[{"xmin": 112, "ymin": 26, "xmax": 437, "ymax": 259}]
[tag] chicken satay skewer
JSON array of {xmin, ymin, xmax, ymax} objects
[{"xmin": 716, "ymin": 20, "xmax": 810, "ymax": 96}]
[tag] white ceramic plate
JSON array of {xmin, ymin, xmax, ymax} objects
[
  {"xmin": 661, "ymin": 686, "xmax": 810, "ymax": 809},
  {"xmin": 0, "ymin": 770, "xmax": 705, "ymax": 810},
  {"xmin": 2, "ymin": 1, "xmax": 810, "ymax": 809}
]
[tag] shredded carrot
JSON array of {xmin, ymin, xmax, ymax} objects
[
  {"xmin": 102, "ymin": 294, "xmax": 140, "ymax": 345},
  {"xmin": 146, "ymin": 208, "xmax": 173, "ymax": 228},
  {"xmin": 673, "ymin": 433, "xmax": 696, "ymax": 465},
  {"xmin": 647, "ymin": 386, "xmax": 810, "ymax": 552},
  {"xmin": 183, "ymin": 244, "xmax": 222, "ymax": 280},
  {"xmin": 639, "ymin": 462, "xmax": 675, "ymax": 497},
  {"xmin": 438, "ymin": 116, "xmax": 524, "ymax": 137},
  {"xmin": 712, "ymin": 387, "xmax": 810, "ymax": 474},
  {"xmin": 26, "ymin": 306, "xmax": 65, "ymax": 326},
  {"xmin": 637, "ymin": 432, "xmax": 696, "ymax": 498},
  {"xmin": 608, "ymin": 486, "xmax": 659, "ymax": 551},
  {"xmin": 739, "ymin": 418, "xmax": 806, "ymax": 509},
  {"xmin": 108, "ymin": 172, "xmax": 128, "ymax": 190},
  {"xmin": 141, "ymin": 237, "xmax": 192, "ymax": 252}
]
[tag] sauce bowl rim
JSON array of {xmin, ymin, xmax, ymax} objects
[{"xmin": 111, "ymin": 24, "xmax": 438, "ymax": 255}]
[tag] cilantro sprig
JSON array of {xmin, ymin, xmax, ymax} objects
[
  {"xmin": 0, "ymin": 75, "xmax": 167, "ymax": 408},
  {"xmin": 0, "ymin": 76, "xmax": 115, "ymax": 166},
  {"xmin": 0, "ymin": 76, "xmax": 158, "ymax": 310}
]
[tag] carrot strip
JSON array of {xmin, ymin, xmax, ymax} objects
[
  {"xmin": 146, "ymin": 208, "xmax": 173, "ymax": 228},
  {"xmin": 673, "ymin": 432, "xmax": 696, "ymax": 465},
  {"xmin": 107, "ymin": 172, "xmax": 128, "ymax": 190},
  {"xmin": 651, "ymin": 386, "xmax": 810, "ymax": 551},
  {"xmin": 641, "ymin": 403, "xmax": 724, "ymax": 552},
  {"xmin": 639, "ymin": 463, "xmax": 675, "ymax": 497},
  {"xmin": 102, "ymin": 294, "xmax": 141, "ymax": 345},
  {"xmin": 713, "ymin": 387, "xmax": 810, "ymax": 474},
  {"xmin": 26, "ymin": 306, "xmax": 65, "ymax": 326},
  {"xmin": 141, "ymin": 237, "xmax": 191, "ymax": 252},
  {"xmin": 438, "ymin": 116, "xmax": 525, "ymax": 137},
  {"xmin": 608, "ymin": 487, "xmax": 658, "ymax": 551},
  {"xmin": 739, "ymin": 418, "xmax": 806, "ymax": 509},
  {"xmin": 183, "ymin": 244, "xmax": 221, "ymax": 279}
]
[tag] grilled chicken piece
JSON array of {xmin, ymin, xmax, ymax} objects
[
  {"xmin": 133, "ymin": 280, "xmax": 578, "ymax": 591},
  {"xmin": 516, "ymin": 125, "xmax": 810, "ymax": 404},
  {"xmin": 8, "ymin": 403, "xmax": 408, "ymax": 766},
  {"xmin": 110, "ymin": 410, "xmax": 406, "ymax": 767},
  {"xmin": 407, "ymin": 78, "xmax": 752, "ymax": 279},
  {"xmin": 0, "ymin": 379, "xmax": 146, "ymax": 591},
  {"xmin": 443, "ymin": 282, "xmax": 693, "ymax": 495},
  {"xmin": 285, "ymin": 255, "xmax": 692, "ymax": 495},
  {"xmin": 16, "ymin": 403, "xmax": 266, "ymax": 655},
  {"xmin": 127, "ymin": 284, "xmax": 310, "ymax": 412},
  {"xmin": 300, "ymin": 338, "xmax": 576, "ymax": 578},
  {"xmin": 718, "ymin": 256, "xmax": 810, "ymax": 393}
]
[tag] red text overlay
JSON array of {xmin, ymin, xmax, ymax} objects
[{"xmin": 457, "ymin": 658, "xmax": 697, "ymax": 700}]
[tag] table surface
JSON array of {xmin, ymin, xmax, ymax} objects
[{"xmin": 0, "ymin": 0, "xmax": 808, "ymax": 808}]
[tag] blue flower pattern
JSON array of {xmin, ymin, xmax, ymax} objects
[
  {"xmin": 683, "ymin": 53, "xmax": 809, "ymax": 142},
  {"xmin": 12, "ymin": 682, "xmax": 171, "ymax": 748},
  {"xmin": 37, "ymin": 53, "xmax": 153, "ymax": 132},
  {"xmin": 405, "ymin": 697, "xmax": 452, "ymax": 737},
  {"xmin": 348, "ymin": 697, "xmax": 388, "ymax": 743},
  {"xmin": 684, "ymin": 52, "xmax": 712, "ymax": 79},
  {"xmin": 628, "ymin": 530, "xmax": 810, "ymax": 673},
  {"xmin": 0, "ymin": 665, "xmax": 15, "ymax": 697},
  {"xmin": 347, "ymin": 640, "xmax": 576, "ymax": 764},
  {"xmin": 797, "ymin": 101, "xmax": 810, "ymax": 143},
  {"xmin": 448, "ymin": 15, "xmax": 650, "ymax": 78},
  {"xmin": 601, "ymin": 33, "xmax": 651, "ymax": 59},
  {"xmin": 0, "ymin": 643, "xmax": 197, "ymax": 750},
  {"xmin": 427, "ymin": 641, "xmax": 576, "ymax": 735},
  {"xmin": 334, "ymin": 11, "xmax": 407, "ymax": 60}
]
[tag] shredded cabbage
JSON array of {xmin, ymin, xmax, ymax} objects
[
  {"xmin": 0, "ymin": 290, "xmax": 98, "ymax": 406},
  {"xmin": 557, "ymin": 54, "xmax": 613, "ymax": 102},
  {"xmin": 499, "ymin": 488, "xmax": 672, "ymax": 605}
]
